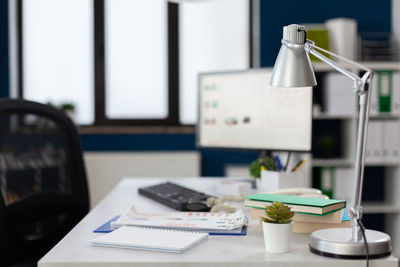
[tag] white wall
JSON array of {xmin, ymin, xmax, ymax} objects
[{"xmin": 84, "ymin": 151, "xmax": 200, "ymax": 208}]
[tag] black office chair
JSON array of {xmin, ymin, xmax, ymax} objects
[{"xmin": 0, "ymin": 99, "xmax": 89, "ymax": 267}]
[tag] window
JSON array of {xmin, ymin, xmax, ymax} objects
[
  {"xmin": 16, "ymin": 0, "xmax": 252, "ymax": 127},
  {"xmin": 105, "ymin": 0, "xmax": 168, "ymax": 120},
  {"xmin": 179, "ymin": 0, "xmax": 250, "ymax": 124},
  {"xmin": 21, "ymin": 0, "xmax": 94, "ymax": 125}
]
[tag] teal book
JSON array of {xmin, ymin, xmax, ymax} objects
[{"xmin": 245, "ymin": 193, "xmax": 346, "ymax": 215}]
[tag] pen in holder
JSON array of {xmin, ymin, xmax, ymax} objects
[{"xmin": 257, "ymin": 169, "xmax": 310, "ymax": 192}]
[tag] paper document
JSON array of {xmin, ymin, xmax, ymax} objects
[{"xmin": 111, "ymin": 207, "xmax": 245, "ymax": 233}]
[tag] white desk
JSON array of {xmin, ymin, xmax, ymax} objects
[{"xmin": 39, "ymin": 177, "xmax": 398, "ymax": 267}]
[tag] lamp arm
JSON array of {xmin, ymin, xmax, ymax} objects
[
  {"xmin": 306, "ymin": 41, "xmax": 375, "ymax": 242},
  {"xmin": 309, "ymin": 42, "xmax": 372, "ymax": 73},
  {"xmin": 305, "ymin": 42, "xmax": 365, "ymax": 94}
]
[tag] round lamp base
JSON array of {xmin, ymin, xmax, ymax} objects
[{"xmin": 309, "ymin": 228, "xmax": 392, "ymax": 259}]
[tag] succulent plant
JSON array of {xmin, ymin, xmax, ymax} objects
[{"xmin": 262, "ymin": 202, "xmax": 295, "ymax": 224}]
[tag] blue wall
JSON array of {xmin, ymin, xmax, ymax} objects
[
  {"xmin": 0, "ymin": 1, "xmax": 392, "ymax": 176},
  {"xmin": 81, "ymin": 134, "xmax": 196, "ymax": 151}
]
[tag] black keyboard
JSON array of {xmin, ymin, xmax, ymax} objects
[{"xmin": 138, "ymin": 182, "xmax": 214, "ymax": 211}]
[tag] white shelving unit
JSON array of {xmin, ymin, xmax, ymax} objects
[
  {"xmin": 311, "ymin": 61, "xmax": 400, "ymax": 256},
  {"xmin": 311, "ymin": 158, "xmax": 353, "ymax": 167},
  {"xmin": 363, "ymin": 202, "xmax": 400, "ymax": 214},
  {"xmin": 313, "ymin": 113, "xmax": 355, "ymax": 120},
  {"xmin": 369, "ymin": 114, "xmax": 400, "ymax": 119}
]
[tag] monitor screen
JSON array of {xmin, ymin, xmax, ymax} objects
[{"xmin": 197, "ymin": 68, "xmax": 312, "ymax": 151}]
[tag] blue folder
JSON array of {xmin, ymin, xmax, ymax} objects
[{"xmin": 93, "ymin": 215, "xmax": 121, "ymax": 233}]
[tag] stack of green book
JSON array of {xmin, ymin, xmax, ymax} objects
[
  {"xmin": 244, "ymin": 193, "xmax": 346, "ymax": 216},
  {"xmin": 245, "ymin": 193, "xmax": 348, "ymax": 233}
]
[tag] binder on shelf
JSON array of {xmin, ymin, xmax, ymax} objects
[
  {"xmin": 385, "ymin": 121, "xmax": 400, "ymax": 163},
  {"xmin": 365, "ymin": 122, "xmax": 372, "ymax": 164},
  {"xmin": 325, "ymin": 18, "xmax": 358, "ymax": 61},
  {"xmin": 319, "ymin": 167, "xmax": 334, "ymax": 199},
  {"xmin": 378, "ymin": 71, "xmax": 392, "ymax": 113},
  {"xmin": 366, "ymin": 120, "xmax": 400, "ymax": 164},
  {"xmin": 371, "ymin": 70, "xmax": 399, "ymax": 116},
  {"xmin": 382, "ymin": 121, "xmax": 390, "ymax": 163},
  {"xmin": 333, "ymin": 167, "xmax": 354, "ymax": 204},
  {"xmin": 391, "ymin": 71, "xmax": 400, "ymax": 116},
  {"xmin": 366, "ymin": 121, "xmax": 383, "ymax": 164},
  {"xmin": 370, "ymin": 73, "xmax": 379, "ymax": 116},
  {"xmin": 323, "ymin": 72, "xmax": 354, "ymax": 116},
  {"xmin": 374, "ymin": 121, "xmax": 384, "ymax": 163}
]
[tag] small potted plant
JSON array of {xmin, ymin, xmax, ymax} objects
[
  {"xmin": 249, "ymin": 156, "xmax": 278, "ymax": 178},
  {"xmin": 249, "ymin": 156, "xmax": 277, "ymax": 189},
  {"xmin": 59, "ymin": 102, "xmax": 76, "ymax": 122},
  {"xmin": 45, "ymin": 101, "xmax": 76, "ymax": 122},
  {"xmin": 261, "ymin": 201, "xmax": 294, "ymax": 253}
]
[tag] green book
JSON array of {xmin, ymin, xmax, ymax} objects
[
  {"xmin": 244, "ymin": 193, "xmax": 346, "ymax": 215},
  {"xmin": 305, "ymin": 25, "xmax": 331, "ymax": 62}
]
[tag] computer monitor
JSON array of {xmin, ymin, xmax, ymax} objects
[{"xmin": 197, "ymin": 68, "xmax": 312, "ymax": 151}]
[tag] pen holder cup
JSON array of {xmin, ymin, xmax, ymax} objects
[{"xmin": 257, "ymin": 170, "xmax": 310, "ymax": 192}]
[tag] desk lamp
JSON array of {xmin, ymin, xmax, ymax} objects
[{"xmin": 270, "ymin": 24, "xmax": 391, "ymax": 259}]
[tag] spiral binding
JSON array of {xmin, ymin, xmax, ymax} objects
[{"xmin": 124, "ymin": 225, "xmax": 205, "ymax": 235}]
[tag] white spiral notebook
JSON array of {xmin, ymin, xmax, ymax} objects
[{"xmin": 90, "ymin": 226, "xmax": 209, "ymax": 253}]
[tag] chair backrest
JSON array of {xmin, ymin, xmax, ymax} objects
[{"xmin": 0, "ymin": 99, "xmax": 89, "ymax": 266}]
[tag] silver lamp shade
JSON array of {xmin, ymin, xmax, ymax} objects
[{"xmin": 270, "ymin": 24, "xmax": 317, "ymax": 88}]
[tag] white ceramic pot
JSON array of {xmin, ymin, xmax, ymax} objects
[
  {"xmin": 259, "ymin": 170, "xmax": 309, "ymax": 192},
  {"xmin": 262, "ymin": 221, "xmax": 293, "ymax": 253}
]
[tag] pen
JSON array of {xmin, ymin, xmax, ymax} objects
[
  {"xmin": 283, "ymin": 152, "xmax": 291, "ymax": 172},
  {"xmin": 275, "ymin": 155, "xmax": 282, "ymax": 171},
  {"xmin": 291, "ymin": 159, "xmax": 307, "ymax": 172}
]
